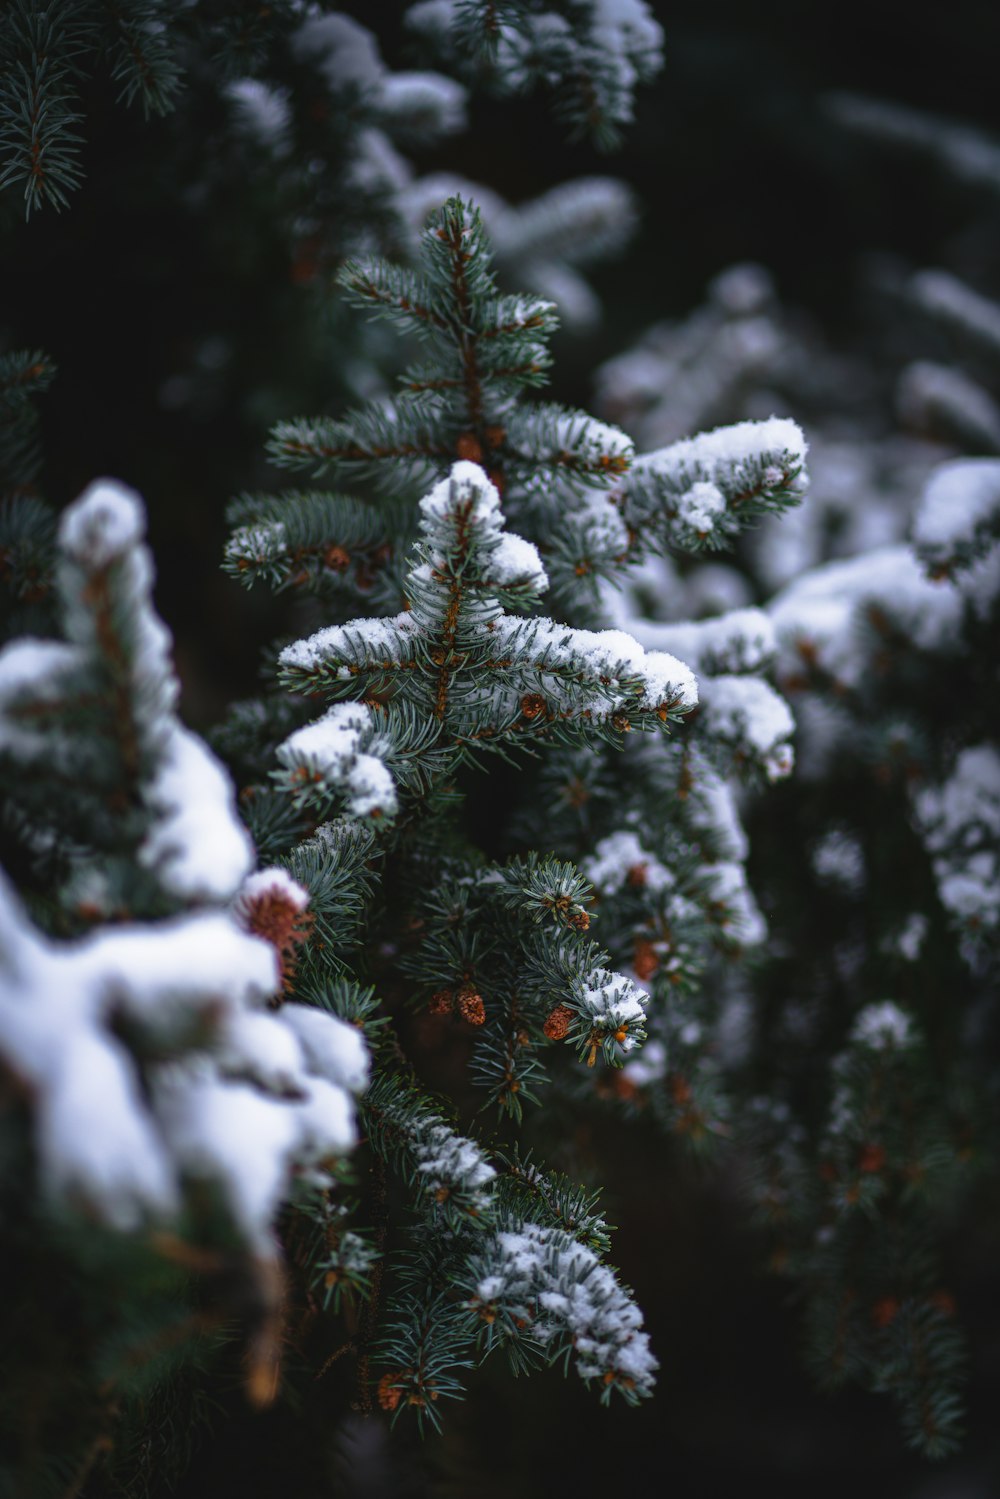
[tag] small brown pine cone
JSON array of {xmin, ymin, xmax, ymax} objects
[
  {"xmin": 542, "ymin": 1004, "xmax": 574, "ymax": 1041},
  {"xmin": 323, "ymin": 544, "xmax": 351, "ymax": 571},
  {"xmin": 520, "ymin": 693, "xmax": 547, "ymax": 720},
  {"xmin": 568, "ymin": 909, "xmax": 591, "ymax": 931},
  {"xmin": 428, "ymin": 989, "xmax": 454, "ymax": 1015},
  {"xmin": 377, "ymin": 1372, "xmax": 405, "ymax": 1412},
  {"xmin": 457, "ymin": 985, "xmax": 486, "ymax": 1025},
  {"xmin": 625, "ymin": 862, "xmax": 648, "ymax": 887},
  {"xmin": 456, "ymin": 433, "xmax": 483, "ymax": 462}
]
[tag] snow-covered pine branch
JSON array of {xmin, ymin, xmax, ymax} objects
[
  {"xmin": 617, "ymin": 416, "xmax": 809, "ymax": 554},
  {"xmin": 405, "ymin": 0, "xmax": 664, "ymax": 149},
  {"xmin": 0, "ymin": 479, "xmax": 254, "ymax": 911},
  {"xmin": 278, "ymin": 463, "xmax": 697, "ymax": 793}
]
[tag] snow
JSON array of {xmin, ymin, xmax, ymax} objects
[
  {"xmin": 812, "ymin": 829, "xmax": 865, "ymax": 888},
  {"xmin": 38, "ymin": 1027, "xmax": 177, "ymax": 1228},
  {"xmin": 0, "ymin": 638, "xmax": 82, "ymax": 759},
  {"xmin": 58, "ymin": 479, "xmax": 144, "ymax": 567},
  {"xmin": 377, "ymin": 72, "xmax": 467, "ymax": 136},
  {"xmin": 697, "ymin": 861, "xmax": 767, "ymax": 944},
  {"xmin": 155, "ymin": 1066, "xmax": 307, "ymax": 1236},
  {"xmin": 897, "ymin": 361, "xmax": 1000, "ymax": 452},
  {"xmin": 489, "ymin": 532, "xmax": 548, "ymax": 589},
  {"xmin": 575, "ymin": 967, "xmax": 648, "ymax": 1051},
  {"xmin": 279, "ymin": 610, "xmax": 416, "ymax": 674},
  {"xmin": 769, "ymin": 545, "xmax": 964, "ymax": 689},
  {"xmin": 913, "ymin": 745, "xmax": 1000, "ymax": 935},
  {"xmin": 675, "ymin": 480, "xmax": 725, "ymax": 532},
  {"xmin": 634, "ymin": 416, "xmax": 807, "ymax": 489},
  {"xmin": 407, "ymin": 1119, "xmax": 496, "ymax": 1207},
  {"xmin": 583, "ymin": 831, "xmax": 674, "ymax": 894},
  {"xmin": 140, "ymin": 724, "xmax": 255, "ymax": 902},
  {"xmin": 628, "ymin": 608, "xmax": 775, "ymax": 676},
  {"xmin": 893, "ymin": 913, "xmax": 929, "ymax": 962},
  {"xmin": 477, "ymin": 1219, "xmax": 657, "ymax": 1396},
  {"xmin": 292, "ymin": 13, "xmax": 383, "ymax": 90},
  {"xmin": 0, "ymin": 873, "xmax": 369, "ymax": 1245},
  {"xmin": 280, "ymin": 1005, "xmax": 371, "ymax": 1095},
  {"xmin": 851, "ymin": 1002, "xmax": 913, "ymax": 1051},
  {"xmin": 225, "ymin": 79, "xmax": 292, "ymax": 154},
  {"xmin": 278, "ymin": 703, "xmax": 397, "ymax": 819},
  {"xmin": 234, "ymin": 866, "xmax": 310, "ymax": 917},
  {"xmin": 488, "ymin": 615, "xmax": 698, "ymax": 717},
  {"xmin": 912, "ymin": 459, "xmax": 1000, "ymax": 567},
  {"xmin": 698, "ymin": 675, "xmax": 795, "ymax": 780},
  {"xmin": 909, "ymin": 269, "xmax": 1000, "ymax": 359},
  {"xmin": 686, "ymin": 757, "xmax": 749, "ymax": 862}
]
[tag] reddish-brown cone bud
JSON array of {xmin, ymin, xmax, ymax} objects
[
  {"xmin": 543, "ymin": 1004, "xmax": 574, "ymax": 1041},
  {"xmin": 428, "ymin": 989, "xmax": 454, "ymax": 1015},
  {"xmin": 457, "ymin": 985, "xmax": 486, "ymax": 1025},
  {"xmin": 377, "ymin": 1372, "xmax": 405, "ymax": 1412}
]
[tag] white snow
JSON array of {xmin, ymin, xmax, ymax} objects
[
  {"xmin": 58, "ymin": 479, "xmax": 145, "ymax": 567},
  {"xmin": 377, "ymin": 72, "xmax": 467, "ymax": 136},
  {"xmin": 278, "ymin": 702, "xmax": 397, "ymax": 819},
  {"xmin": 698, "ymin": 675, "xmax": 795, "ymax": 780},
  {"xmin": 850, "ymin": 1002, "xmax": 913, "ymax": 1051},
  {"xmin": 279, "ymin": 610, "xmax": 416, "ymax": 674},
  {"xmin": 140, "ymin": 725, "xmax": 255, "ymax": 902},
  {"xmin": 583, "ymin": 831, "xmax": 674, "ymax": 894},
  {"xmin": 575, "ymin": 967, "xmax": 648, "ymax": 1052},
  {"xmin": 488, "ymin": 532, "xmax": 548, "ymax": 589},
  {"xmin": 633, "ymin": 416, "xmax": 807, "ymax": 490},
  {"xmin": 280, "ymin": 1004, "xmax": 371, "ymax": 1095},
  {"xmin": 912, "ymin": 459, "xmax": 1000, "ymax": 567},
  {"xmin": 769, "ymin": 545, "xmax": 964, "ymax": 689},
  {"xmin": 291, "ymin": 13, "xmax": 383, "ymax": 90},
  {"xmin": 0, "ymin": 873, "xmax": 368, "ymax": 1245},
  {"xmin": 477, "ymin": 1219, "xmax": 657, "ymax": 1395}
]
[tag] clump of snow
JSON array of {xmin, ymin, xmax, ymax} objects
[
  {"xmin": 850, "ymin": 1002, "xmax": 914, "ymax": 1051},
  {"xmin": 912, "ymin": 459, "xmax": 1000, "ymax": 572},
  {"xmin": 698, "ymin": 675, "xmax": 795, "ymax": 780},
  {"xmin": 891, "ymin": 913, "xmax": 929, "ymax": 962},
  {"xmin": 913, "ymin": 745, "xmax": 1000, "ymax": 936},
  {"xmin": 676, "ymin": 480, "xmax": 725, "ymax": 533},
  {"xmin": 634, "ymin": 416, "xmax": 807, "ymax": 491},
  {"xmin": 575, "ymin": 967, "xmax": 648, "ymax": 1053},
  {"xmin": 292, "ymin": 13, "xmax": 383, "ymax": 91},
  {"xmin": 377, "ymin": 71, "xmax": 467, "ymax": 137},
  {"xmin": 58, "ymin": 479, "xmax": 145, "ymax": 567},
  {"xmin": 474, "ymin": 1219, "xmax": 657, "ymax": 1397},
  {"xmin": 225, "ymin": 79, "xmax": 292, "ymax": 155},
  {"xmin": 278, "ymin": 702, "xmax": 397, "ymax": 820},
  {"xmin": 279, "ymin": 610, "xmax": 417, "ymax": 676},
  {"xmin": 0, "ymin": 874, "xmax": 368, "ymax": 1245},
  {"xmin": 281, "ymin": 1004, "xmax": 371, "ymax": 1095},
  {"xmin": 812, "ymin": 829, "xmax": 865, "ymax": 889},
  {"xmin": 488, "ymin": 532, "xmax": 548, "ymax": 589},
  {"xmin": 697, "ymin": 860, "xmax": 767, "ymax": 944},
  {"xmin": 234, "ymin": 866, "xmax": 310, "ymax": 919},
  {"xmin": 407, "ymin": 1118, "xmax": 495, "ymax": 1212},
  {"xmin": 583, "ymin": 831, "xmax": 674, "ymax": 894},
  {"xmin": 628, "ymin": 608, "xmax": 775, "ymax": 677},
  {"xmin": 769, "ymin": 545, "xmax": 964, "ymax": 690},
  {"xmin": 140, "ymin": 725, "xmax": 255, "ymax": 902}
]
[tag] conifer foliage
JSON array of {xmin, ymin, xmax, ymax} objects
[{"xmin": 220, "ymin": 196, "xmax": 808, "ymax": 1428}]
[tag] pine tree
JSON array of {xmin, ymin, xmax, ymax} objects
[{"xmin": 218, "ymin": 193, "xmax": 807, "ymax": 1429}]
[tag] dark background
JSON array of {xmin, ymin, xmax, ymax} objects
[{"xmin": 2, "ymin": 3, "xmax": 999, "ymax": 1493}]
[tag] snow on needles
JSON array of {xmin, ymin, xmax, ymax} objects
[
  {"xmin": 474, "ymin": 1220, "xmax": 657, "ymax": 1396},
  {"xmin": 0, "ymin": 872, "xmax": 370, "ymax": 1244}
]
